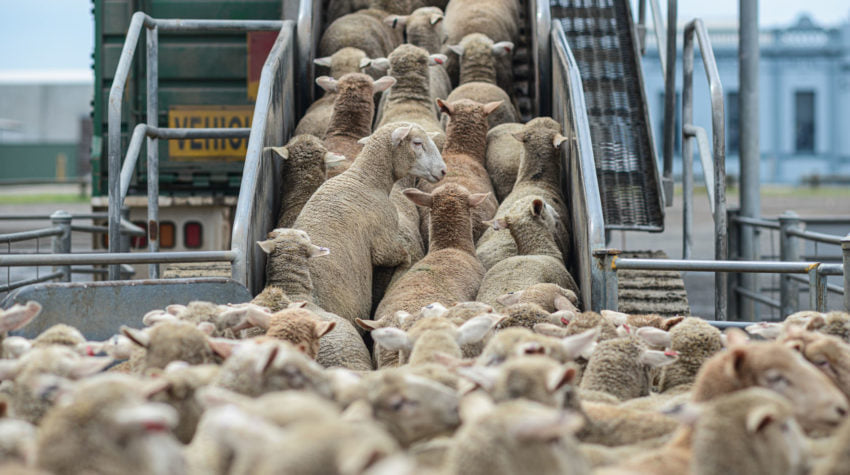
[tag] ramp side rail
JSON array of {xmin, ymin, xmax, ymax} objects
[
  {"xmin": 106, "ymin": 13, "xmax": 287, "ymax": 280},
  {"xmin": 550, "ymin": 20, "xmax": 607, "ymax": 312}
]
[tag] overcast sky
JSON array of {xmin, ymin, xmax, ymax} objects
[{"xmin": 0, "ymin": 0, "xmax": 848, "ymax": 72}]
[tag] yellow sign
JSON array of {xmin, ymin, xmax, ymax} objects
[{"xmin": 167, "ymin": 106, "xmax": 253, "ymax": 160}]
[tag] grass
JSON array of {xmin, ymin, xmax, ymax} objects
[{"xmin": 0, "ymin": 193, "xmax": 89, "ymax": 204}]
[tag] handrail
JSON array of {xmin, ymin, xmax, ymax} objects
[
  {"xmin": 530, "ymin": 0, "xmax": 551, "ymax": 117},
  {"xmin": 295, "ymin": 0, "xmax": 322, "ymax": 118},
  {"xmin": 107, "ymin": 12, "xmax": 285, "ymax": 280},
  {"xmin": 550, "ymin": 21, "xmax": 607, "ymax": 311},
  {"xmin": 0, "ymin": 251, "xmax": 236, "ymax": 266},
  {"xmin": 231, "ymin": 23, "xmax": 297, "ymax": 294},
  {"xmin": 682, "ymin": 18, "xmax": 728, "ymax": 319},
  {"xmin": 0, "ymin": 227, "xmax": 63, "ymax": 244},
  {"xmin": 636, "ymin": 0, "xmax": 667, "ymax": 77}
]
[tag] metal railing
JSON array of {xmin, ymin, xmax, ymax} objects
[
  {"xmin": 682, "ymin": 18, "xmax": 728, "ymax": 319},
  {"xmin": 230, "ymin": 22, "xmax": 297, "ymax": 295},
  {"xmin": 636, "ymin": 0, "xmax": 667, "ymax": 77},
  {"xmin": 728, "ymin": 210, "xmax": 850, "ymax": 318},
  {"xmin": 0, "ymin": 211, "xmax": 142, "ymax": 292},
  {"xmin": 107, "ymin": 13, "xmax": 286, "ymax": 280},
  {"xmin": 550, "ymin": 21, "xmax": 607, "ymax": 312},
  {"xmin": 530, "ymin": 0, "xmax": 551, "ymax": 117}
]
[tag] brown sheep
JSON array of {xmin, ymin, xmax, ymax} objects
[
  {"xmin": 442, "ymin": 82, "xmax": 518, "ymax": 130},
  {"xmin": 319, "ymin": 11, "xmax": 399, "ymax": 59},
  {"xmin": 484, "ymin": 122, "xmax": 523, "ymax": 200}
]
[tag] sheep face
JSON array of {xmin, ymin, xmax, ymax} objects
[
  {"xmin": 390, "ymin": 123, "xmax": 446, "ymax": 183},
  {"xmin": 256, "ymin": 228, "xmax": 329, "ymax": 258},
  {"xmin": 784, "ymin": 329, "xmax": 850, "ymax": 399}
]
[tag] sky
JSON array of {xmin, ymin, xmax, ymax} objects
[{"xmin": 0, "ymin": 0, "xmax": 848, "ymax": 73}]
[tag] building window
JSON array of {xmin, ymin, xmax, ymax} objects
[
  {"xmin": 657, "ymin": 91, "xmax": 681, "ymax": 155},
  {"xmin": 795, "ymin": 91, "xmax": 815, "ymax": 153},
  {"xmin": 726, "ymin": 91, "xmax": 739, "ymax": 155}
]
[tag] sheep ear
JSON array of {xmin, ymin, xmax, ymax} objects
[
  {"xmin": 747, "ymin": 406, "xmax": 778, "ymax": 434},
  {"xmin": 533, "ymin": 322, "xmax": 566, "ymax": 338},
  {"xmin": 396, "ymin": 310, "xmax": 414, "ymax": 326},
  {"xmin": 257, "ymin": 239, "xmax": 276, "ymax": 254},
  {"xmin": 725, "ymin": 327, "xmax": 750, "ymax": 346},
  {"xmin": 560, "ymin": 328, "xmax": 599, "ymax": 360},
  {"xmin": 468, "ymin": 192, "xmax": 490, "ymax": 208},
  {"xmin": 436, "ymin": 98, "xmax": 452, "ymax": 115},
  {"xmin": 3, "ymin": 337, "xmax": 31, "ymax": 359},
  {"xmin": 384, "ymin": 14, "xmax": 408, "ymax": 29},
  {"xmin": 430, "ymin": 13, "xmax": 443, "ymax": 25},
  {"xmin": 639, "ymin": 349, "xmax": 678, "ymax": 368},
  {"xmin": 314, "ymin": 321, "xmax": 336, "ymax": 338},
  {"xmin": 483, "ymin": 218, "xmax": 508, "ymax": 231},
  {"xmin": 547, "ymin": 366, "xmax": 577, "ymax": 392},
  {"xmin": 313, "ymin": 56, "xmax": 332, "ymax": 67},
  {"xmin": 357, "ymin": 135, "xmax": 371, "ymax": 145},
  {"xmin": 142, "ymin": 310, "xmax": 176, "ymax": 326},
  {"xmin": 511, "ymin": 131, "xmax": 524, "ymax": 142},
  {"xmin": 457, "ymin": 315, "xmax": 503, "ymax": 346},
  {"xmin": 663, "ymin": 402, "xmax": 703, "ymax": 426},
  {"xmin": 601, "ymin": 309, "xmax": 629, "ymax": 326},
  {"xmin": 726, "ymin": 347, "xmax": 748, "ymax": 378},
  {"xmin": 805, "ymin": 315, "xmax": 826, "ymax": 331},
  {"xmin": 554, "ymin": 294, "xmax": 577, "ymax": 311},
  {"xmin": 355, "ymin": 318, "xmax": 382, "ymax": 331},
  {"xmin": 370, "ymin": 57, "xmax": 390, "ymax": 72},
  {"xmin": 208, "ymin": 338, "xmax": 239, "ymax": 359},
  {"xmin": 551, "ymin": 310, "xmax": 575, "ymax": 326},
  {"xmin": 492, "ymin": 41, "xmax": 514, "ymax": 56},
  {"xmin": 288, "ymin": 301, "xmax": 309, "ymax": 309},
  {"xmin": 372, "ymin": 75, "xmax": 396, "ymax": 93},
  {"xmin": 455, "ymin": 366, "xmax": 498, "ymax": 391},
  {"xmin": 429, "ymin": 54, "xmax": 447, "ymax": 66},
  {"xmin": 448, "ymin": 44, "xmax": 464, "ymax": 56},
  {"xmin": 391, "ymin": 125, "xmax": 412, "ymax": 146},
  {"xmin": 316, "ymin": 76, "xmax": 338, "ymax": 92},
  {"xmin": 427, "ymin": 131, "xmax": 441, "ymax": 141},
  {"xmin": 460, "ymin": 391, "xmax": 495, "ymax": 424},
  {"xmin": 257, "ymin": 344, "xmax": 280, "ymax": 374},
  {"xmin": 68, "ymin": 356, "xmax": 114, "ymax": 379},
  {"xmin": 358, "ymin": 57, "xmax": 372, "ymax": 69},
  {"xmin": 307, "ymin": 244, "xmax": 330, "ymax": 258},
  {"xmin": 0, "ymin": 360, "xmax": 23, "ymax": 381},
  {"xmin": 197, "ymin": 322, "xmax": 216, "ymax": 336},
  {"xmin": 322, "ymin": 152, "xmax": 346, "ymax": 167},
  {"xmin": 531, "ymin": 199, "xmax": 545, "ymax": 217},
  {"xmin": 482, "ymin": 101, "xmax": 503, "ymax": 116},
  {"xmin": 121, "ymin": 326, "xmax": 150, "ymax": 349},
  {"xmin": 662, "ymin": 316, "xmax": 685, "ymax": 330},
  {"xmin": 496, "ymin": 291, "xmax": 523, "ymax": 307},
  {"xmin": 165, "ymin": 304, "xmax": 186, "ymax": 315},
  {"xmin": 371, "ymin": 328, "xmax": 412, "ymax": 351},
  {"xmin": 245, "ymin": 308, "xmax": 272, "ymax": 330},
  {"xmin": 402, "ymin": 188, "xmax": 433, "ymax": 208},
  {"xmin": 553, "ymin": 134, "xmax": 568, "ymax": 148},
  {"xmin": 0, "ymin": 301, "xmax": 42, "ymax": 333},
  {"xmin": 635, "ymin": 327, "xmax": 671, "ymax": 348}
]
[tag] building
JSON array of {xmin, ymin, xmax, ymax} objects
[
  {"xmin": 0, "ymin": 70, "xmax": 93, "ymax": 181},
  {"xmin": 641, "ymin": 13, "xmax": 850, "ymax": 184}
]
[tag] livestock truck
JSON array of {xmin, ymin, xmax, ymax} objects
[{"xmin": 6, "ymin": 0, "xmax": 698, "ymax": 338}]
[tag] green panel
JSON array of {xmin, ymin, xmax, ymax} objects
[
  {"xmin": 158, "ymin": 44, "xmax": 249, "ymax": 79},
  {"xmin": 0, "ymin": 144, "xmax": 79, "ymax": 180},
  {"xmin": 149, "ymin": 1, "xmax": 282, "ymax": 19}
]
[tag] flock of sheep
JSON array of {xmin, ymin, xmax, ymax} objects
[{"xmin": 1, "ymin": 0, "xmax": 849, "ymax": 474}]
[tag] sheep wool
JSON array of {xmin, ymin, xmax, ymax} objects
[
  {"xmin": 485, "ymin": 122, "xmax": 523, "ymax": 201},
  {"xmin": 443, "ymin": 82, "xmax": 518, "ymax": 130},
  {"xmin": 272, "ymin": 134, "xmax": 332, "ymax": 228},
  {"xmin": 658, "ymin": 317, "xmax": 724, "ymax": 393}
]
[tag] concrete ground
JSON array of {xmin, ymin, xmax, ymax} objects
[{"xmin": 1, "ymin": 184, "xmax": 848, "ymax": 317}]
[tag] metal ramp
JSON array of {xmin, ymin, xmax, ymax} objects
[{"xmin": 551, "ymin": 0, "xmax": 664, "ymax": 232}]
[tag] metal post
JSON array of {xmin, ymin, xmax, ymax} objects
[
  {"xmin": 842, "ymin": 234, "xmax": 850, "ymax": 312},
  {"xmin": 727, "ymin": 208, "xmax": 741, "ymax": 320},
  {"xmin": 738, "ymin": 0, "xmax": 760, "ymax": 321},
  {"xmin": 594, "ymin": 249, "xmax": 621, "ymax": 311},
  {"xmin": 637, "ymin": 0, "xmax": 647, "ymax": 55},
  {"xmin": 682, "ymin": 125, "xmax": 694, "ymax": 259},
  {"xmin": 661, "ymin": 0, "xmax": 677, "ymax": 206},
  {"xmin": 809, "ymin": 265, "xmax": 826, "ymax": 312},
  {"xmin": 119, "ymin": 206, "xmax": 132, "ymax": 260},
  {"xmin": 146, "ymin": 25, "xmax": 160, "ymax": 279},
  {"xmin": 779, "ymin": 211, "xmax": 801, "ymax": 316},
  {"xmin": 50, "ymin": 210, "xmax": 72, "ymax": 282}
]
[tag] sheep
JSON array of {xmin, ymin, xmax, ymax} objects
[
  {"xmin": 30, "ymin": 323, "xmax": 85, "ymax": 349},
  {"xmin": 657, "ymin": 317, "xmax": 725, "ymax": 394},
  {"xmin": 370, "ymin": 184, "xmax": 490, "ymax": 324},
  {"xmin": 0, "ymin": 345, "xmax": 113, "ymax": 424},
  {"xmin": 448, "ymin": 32, "xmax": 514, "ymax": 96},
  {"xmin": 781, "ymin": 327, "xmax": 850, "ymax": 399},
  {"xmin": 375, "ymin": 45, "xmax": 447, "ymax": 149},
  {"xmin": 0, "ymin": 419, "xmax": 36, "ymax": 467},
  {"xmin": 291, "ymin": 122, "xmax": 446, "ymax": 325},
  {"xmin": 806, "ymin": 312, "xmax": 850, "ymax": 343},
  {"xmin": 442, "ymin": 82, "xmax": 518, "ymax": 129},
  {"xmin": 326, "ymin": 0, "xmax": 372, "ymax": 24},
  {"xmin": 230, "ymin": 304, "xmax": 336, "ymax": 360},
  {"xmin": 443, "ymin": 394, "xmax": 589, "ymax": 475},
  {"xmin": 485, "ymin": 122, "xmax": 523, "ymax": 200},
  {"xmin": 385, "ymin": 7, "xmax": 447, "ymax": 55},
  {"xmin": 295, "ymin": 47, "xmax": 374, "ymax": 137},
  {"xmin": 214, "ymin": 339, "xmax": 334, "ymax": 399},
  {"xmin": 146, "ymin": 363, "xmax": 220, "ymax": 444},
  {"xmin": 813, "ymin": 414, "xmax": 850, "ymax": 475},
  {"xmin": 417, "ymin": 99, "xmax": 501, "ymax": 243},
  {"xmin": 476, "ymin": 118, "xmax": 569, "ymax": 269},
  {"xmin": 196, "ymin": 385, "xmax": 342, "ymax": 429},
  {"xmin": 0, "ymin": 302, "xmax": 41, "ymax": 346},
  {"xmin": 496, "ymin": 283, "xmax": 579, "ymax": 314},
  {"xmin": 357, "ymin": 369, "xmax": 462, "ymax": 447},
  {"xmin": 443, "ymin": 0, "xmax": 520, "ymax": 88},
  {"xmin": 368, "ymin": 314, "xmax": 503, "ymax": 366},
  {"xmin": 578, "ymin": 335, "xmax": 677, "ymax": 402},
  {"xmin": 319, "ymin": 73, "xmax": 396, "ymax": 177},
  {"xmin": 476, "ymin": 196, "xmax": 579, "ymax": 309},
  {"xmin": 477, "ymin": 326, "xmax": 599, "ymax": 367},
  {"xmin": 120, "ymin": 321, "xmax": 217, "ymax": 372},
  {"xmin": 319, "ymin": 11, "xmax": 398, "ymax": 60},
  {"xmin": 691, "ymin": 338, "xmax": 849, "ymax": 433},
  {"xmin": 35, "ymin": 373, "xmax": 185, "ymax": 475},
  {"xmin": 270, "ymin": 134, "xmax": 344, "ymax": 228}
]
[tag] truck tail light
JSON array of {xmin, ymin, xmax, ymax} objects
[
  {"xmin": 131, "ymin": 221, "xmax": 148, "ymax": 249},
  {"xmin": 184, "ymin": 222, "xmax": 203, "ymax": 248},
  {"xmin": 160, "ymin": 222, "xmax": 175, "ymax": 249}
]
